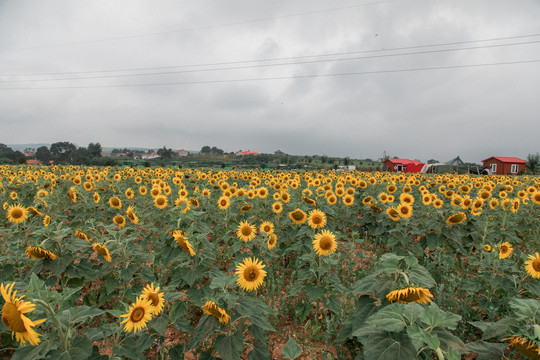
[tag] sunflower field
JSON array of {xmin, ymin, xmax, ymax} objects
[{"xmin": 0, "ymin": 164, "xmax": 539, "ymax": 360}]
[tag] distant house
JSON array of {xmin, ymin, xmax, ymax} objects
[
  {"xmin": 141, "ymin": 152, "xmax": 159, "ymax": 160},
  {"xmin": 236, "ymin": 150, "xmax": 260, "ymax": 156},
  {"xmin": 26, "ymin": 159, "xmax": 42, "ymax": 165},
  {"xmin": 176, "ymin": 149, "xmax": 189, "ymax": 157},
  {"xmin": 481, "ymin": 156, "xmax": 527, "ymax": 175},
  {"xmin": 383, "ymin": 158, "xmax": 424, "ymax": 173}
]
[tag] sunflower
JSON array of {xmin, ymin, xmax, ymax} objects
[
  {"xmin": 125, "ymin": 188, "xmax": 134, "ymax": 199},
  {"xmin": 302, "ymin": 196, "xmax": 317, "ymax": 207},
  {"xmin": 150, "ymin": 188, "xmax": 161, "ymax": 198},
  {"xmin": 27, "ymin": 206, "xmax": 44, "ymax": 217},
  {"xmin": 289, "ymin": 209, "xmax": 307, "ymax": 225},
  {"xmin": 387, "ymin": 184, "xmax": 397, "ymax": 193},
  {"xmin": 312, "ymin": 230, "xmax": 338, "ymax": 256},
  {"xmin": 75, "ymin": 230, "xmax": 91, "ymax": 242},
  {"xmin": 489, "ymin": 198, "xmax": 499, "ymax": 209},
  {"xmin": 483, "ymin": 244, "xmax": 493, "ymax": 252},
  {"xmin": 326, "ymin": 194, "xmax": 337, "ymax": 205},
  {"xmin": 25, "ymin": 246, "xmax": 56, "ymax": 260},
  {"xmin": 504, "ymin": 336, "xmax": 540, "ymax": 359},
  {"xmin": 141, "ymin": 284, "xmax": 165, "ymax": 316},
  {"xmin": 525, "ymin": 253, "xmax": 540, "ymax": 279},
  {"xmin": 1, "ymin": 283, "xmax": 46, "ymax": 346},
  {"xmin": 386, "ymin": 207, "xmax": 400, "ymax": 221},
  {"xmin": 399, "ymin": 193, "xmax": 415, "ymax": 205},
  {"xmin": 83, "ymin": 181, "xmax": 93, "ymax": 191},
  {"xmin": 172, "ymin": 231, "xmax": 196, "ymax": 256},
  {"xmin": 532, "ymin": 191, "xmax": 540, "ymax": 205},
  {"xmin": 92, "ymin": 243, "xmax": 112, "ymax": 262},
  {"xmin": 446, "ymin": 212, "xmax": 467, "ymax": 226},
  {"xmin": 120, "ymin": 295, "xmax": 154, "ymax": 333},
  {"xmin": 113, "ymin": 215, "xmax": 126, "ymax": 227},
  {"xmin": 237, "ymin": 221, "xmax": 257, "ymax": 242},
  {"xmin": 397, "ymin": 203, "xmax": 413, "ymax": 219},
  {"xmin": 307, "ymin": 209, "xmax": 327, "ymax": 229},
  {"xmin": 139, "ymin": 186, "xmax": 147, "ymax": 196},
  {"xmin": 240, "ymin": 204, "xmax": 252, "ymax": 212},
  {"xmin": 498, "ymin": 242, "xmax": 513, "ymax": 259},
  {"xmin": 342, "ymin": 194, "xmax": 354, "ymax": 206},
  {"xmin": 154, "ymin": 195, "xmax": 167, "ymax": 209},
  {"xmin": 259, "ymin": 221, "xmax": 274, "ymax": 235},
  {"xmin": 257, "ymin": 187, "xmax": 268, "ymax": 199},
  {"xmin": 109, "ymin": 197, "xmax": 122, "ymax": 209},
  {"xmin": 93, "ymin": 192, "xmax": 100, "ymax": 204},
  {"xmin": 10, "ymin": 192, "xmax": 17, "ymax": 200},
  {"xmin": 43, "ymin": 215, "xmax": 50, "ymax": 227},
  {"xmin": 218, "ymin": 196, "xmax": 230, "ymax": 210},
  {"xmin": 272, "ymin": 201, "xmax": 283, "ymax": 214},
  {"xmin": 433, "ymin": 199, "xmax": 443, "ymax": 209},
  {"xmin": 202, "ymin": 301, "xmax": 230, "ymax": 324},
  {"xmin": 235, "ymin": 257, "xmax": 267, "ymax": 292},
  {"xmin": 386, "ymin": 287, "xmax": 433, "ymax": 305},
  {"xmin": 189, "ymin": 198, "xmax": 199, "ymax": 208},
  {"xmin": 126, "ymin": 206, "xmax": 139, "ymax": 224},
  {"xmin": 510, "ymin": 199, "xmax": 520, "ymax": 213},
  {"xmin": 6, "ymin": 204, "xmax": 28, "ymax": 224},
  {"xmin": 267, "ymin": 234, "xmax": 277, "ymax": 250},
  {"xmin": 362, "ymin": 196, "xmax": 373, "ymax": 206}
]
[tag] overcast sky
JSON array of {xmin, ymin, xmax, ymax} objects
[{"xmin": 1, "ymin": 0, "xmax": 539, "ymax": 162}]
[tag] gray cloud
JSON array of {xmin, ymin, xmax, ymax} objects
[{"xmin": 1, "ymin": 0, "xmax": 539, "ymax": 163}]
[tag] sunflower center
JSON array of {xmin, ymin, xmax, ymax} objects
[
  {"xmin": 157, "ymin": 199, "xmax": 165, "ymax": 205},
  {"xmin": 532, "ymin": 258, "xmax": 540, "ymax": 272},
  {"xmin": 292, "ymin": 212, "xmax": 304, "ymax": 220},
  {"xmin": 319, "ymin": 236, "xmax": 332, "ymax": 250},
  {"xmin": 241, "ymin": 227, "xmax": 252, "ymax": 236},
  {"xmin": 2, "ymin": 302, "xmax": 27, "ymax": 333},
  {"xmin": 312, "ymin": 216, "xmax": 322, "ymax": 224},
  {"xmin": 500, "ymin": 245, "xmax": 509, "ymax": 254},
  {"xmin": 269, "ymin": 238, "xmax": 276, "ymax": 245},
  {"xmin": 244, "ymin": 268, "xmax": 257, "ymax": 281},
  {"xmin": 147, "ymin": 293, "xmax": 160, "ymax": 307},
  {"xmin": 220, "ymin": 200, "xmax": 227, "ymax": 206},
  {"xmin": 130, "ymin": 307, "xmax": 145, "ymax": 322},
  {"xmin": 11, "ymin": 209, "xmax": 23, "ymax": 219},
  {"xmin": 400, "ymin": 207, "xmax": 409, "ymax": 215}
]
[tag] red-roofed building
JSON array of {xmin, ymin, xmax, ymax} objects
[
  {"xmin": 383, "ymin": 158, "xmax": 425, "ymax": 173},
  {"xmin": 481, "ymin": 156, "xmax": 527, "ymax": 175},
  {"xmin": 236, "ymin": 150, "xmax": 259, "ymax": 156}
]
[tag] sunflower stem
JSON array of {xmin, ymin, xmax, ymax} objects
[{"xmin": 35, "ymin": 299, "xmax": 68, "ymax": 351}]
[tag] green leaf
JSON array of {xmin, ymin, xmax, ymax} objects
[
  {"xmin": 57, "ymin": 336, "xmax": 93, "ymax": 360},
  {"xmin": 250, "ymin": 314, "xmax": 275, "ymax": 332},
  {"xmin": 408, "ymin": 264, "xmax": 436, "ymax": 288},
  {"xmin": 67, "ymin": 305, "xmax": 105, "ymax": 325},
  {"xmin": 45, "ymin": 254, "xmax": 74, "ymax": 276},
  {"xmin": 248, "ymin": 341, "xmax": 271, "ymax": 360},
  {"xmin": 26, "ymin": 272, "xmax": 45, "ymax": 298},
  {"xmin": 419, "ymin": 303, "xmax": 461, "ymax": 330},
  {"xmin": 174, "ymin": 317, "xmax": 194, "ymax": 332},
  {"xmin": 341, "ymin": 295, "xmax": 378, "ymax": 341},
  {"xmin": 187, "ymin": 315, "xmax": 219, "ymax": 349},
  {"xmin": 215, "ymin": 332, "xmax": 244, "ymax": 360},
  {"xmin": 169, "ymin": 301, "xmax": 187, "ymax": 323},
  {"xmin": 350, "ymin": 274, "xmax": 378, "ymax": 294},
  {"xmin": 281, "ymin": 337, "xmax": 302, "ymax": 359},
  {"xmin": 407, "ymin": 323, "xmax": 440, "ymax": 351},
  {"xmin": 482, "ymin": 318, "xmax": 518, "ymax": 340},
  {"xmin": 210, "ymin": 274, "xmax": 236, "ymax": 289},
  {"xmin": 361, "ymin": 331, "xmax": 416, "ymax": 360},
  {"xmin": 183, "ymin": 265, "xmax": 206, "ymax": 286},
  {"xmin": 150, "ymin": 315, "xmax": 169, "ymax": 335},
  {"xmin": 119, "ymin": 264, "xmax": 138, "ymax": 281},
  {"xmin": 366, "ymin": 303, "xmax": 423, "ymax": 333},
  {"xmin": 305, "ymin": 283, "xmax": 324, "ymax": 302},
  {"xmin": 466, "ymin": 340, "xmax": 506, "ymax": 360},
  {"xmin": 377, "ymin": 253, "xmax": 404, "ymax": 273},
  {"xmin": 432, "ymin": 328, "xmax": 467, "ymax": 352},
  {"xmin": 11, "ymin": 339, "xmax": 52, "ymax": 360},
  {"xmin": 510, "ymin": 298, "xmax": 540, "ymax": 321}
]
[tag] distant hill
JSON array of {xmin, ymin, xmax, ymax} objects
[
  {"xmin": 7, "ymin": 143, "xmax": 50, "ymax": 151},
  {"xmin": 6, "ymin": 144, "xmax": 199, "ymax": 154}
]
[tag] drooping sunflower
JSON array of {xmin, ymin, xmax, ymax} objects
[
  {"xmin": 218, "ymin": 196, "xmax": 230, "ymax": 210},
  {"xmin": 201, "ymin": 301, "xmax": 230, "ymax": 324},
  {"xmin": 43, "ymin": 215, "xmax": 50, "ymax": 227},
  {"xmin": 386, "ymin": 207, "xmax": 400, "ymax": 221},
  {"xmin": 525, "ymin": 253, "xmax": 540, "ymax": 279},
  {"xmin": 120, "ymin": 295, "xmax": 154, "ymax": 333},
  {"xmin": 272, "ymin": 201, "xmax": 283, "ymax": 213},
  {"xmin": 235, "ymin": 257, "xmax": 267, "ymax": 292},
  {"xmin": 504, "ymin": 336, "xmax": 540, "ymax": 359},
  {"xmin": 113, "ymin": 215, "xmax": 126, "ymax": 227},
  {"xmin": 92, "ymin": 243, "xmax": 112, "ymax": 262},
  {"xmin": 26, "ymin": 206, "xmax": 44, "ymax": 217},
  {"xmin": 6, "ymin": 204, "xmax": 28, "ymax": 224},
  {"xmin": 154, "ymin": 195, "xmax": 167, "ymax": 209},
  {"xmin": 109, "ymin": 196, "xmax": 122, "ymax": 209},
  {"xmin": 240, "ymin": 204, "xmax": 252, "ymax": 212},
  {"xmin": 313, "ymin": 230, "xmax": 338, "ymax": 256},
  {"xmin": 498, "ymin": 242, "xmax": 513, "ymax": 259},
  {"xmin": 172, "ymin": 231, "xmax": 196, "ymax": 256},
  {"xmin": 397, "ymin": 203, "xmax": 413, "ymax": 219},
  {"xmin": 25, "ymin": 246, "xmax": 57, "ymax": 260},
  {"xmin": 302, "ymin": 196, "xmax": 317, "ymax": 207},
  {"xmin": 386, "ymin": 287, "xmax": 433, "ymax": 305},
  {"xmin": 141, "ymin": 284, "xmax": 165, "ymax": 316},
  {"xmin": 75, "ymin": 230, "xmax": 91, "ymax": 242},
  {"xmin": 126, "ymin": 206, "xmax": 139, "ymax": 224},
  {"xmin": 237, "ymin": 221, "xmax": 257, "ymax": 242},
  {"xmin": 307, "ymin": 209, "xmax": 327, "ymax": 229},
  {"xmin": 445, "ymin": 212, "xmax": 467, "ymax": 226},
  {"xmin": 289, "ymin": 209, "xmax": 307, "ymax": 225},
  {"xmin": 1, "ymin": 282, "xmax": 46, "ymax": 346},
  {"xmin": 267, "ymin": 234, "xmax": 277, "ymax": 250},
  {"xmin": 259, "ymin": 221, "xmax": 274, "ymax": 235}
]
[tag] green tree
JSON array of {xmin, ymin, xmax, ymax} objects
[
  {"xmin": 87, "ymin": 143, "xmax": 102, "ymax": 158},
  {"xmin": 50, "ymin": 142, "xmax": 76, "ymax": 163},
  {"xmin": 527, "ymin": 153, "xmax": 539, "ymax": 174},
  {"xmin": 157, "ymin": 146, "xmax": 175, "ymax": 161},
  {"xmin": 36, "ymin": 146, "xmax": 52, "ymax": 164},
  {"xmin": 200, "ymin": 146, "xmax": 211, "ymax": 154}
]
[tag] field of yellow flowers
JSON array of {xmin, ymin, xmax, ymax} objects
[{"xmin": 1, "ymin": 164, "xmax": 539, "ymax": 360}]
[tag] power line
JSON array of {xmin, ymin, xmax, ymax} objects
[
  {"xmin": 1, "ymin": 59, "xmax": 538, "ymax": 90},
  {"xmin": 1, "ymin": 37, "xmax": 539, "ymax": 81},
  {"xmin": 0, "ymin": 0, "xmax": 396, "ymax": 52}
]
